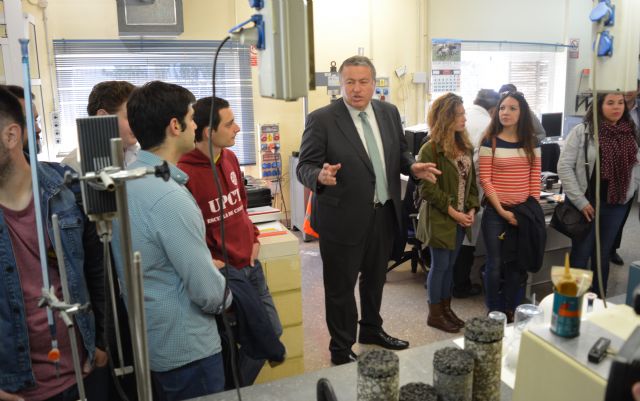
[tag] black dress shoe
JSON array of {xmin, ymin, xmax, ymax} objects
[
  {"xmin": 610, "ymin": 251, "xmax": 624, "ymax": 266},
  {"xmin": 330, "ymin": 350, "xmax": 358, "ymax": 365},
  {"xmin": 358, "ymin": 330, "xmax": 409, "ymax": 350}
]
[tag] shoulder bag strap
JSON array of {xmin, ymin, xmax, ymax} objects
[
  {"xmin": 584, "ymin": 132, "xmax": 591, "ymax": 199},
  {"xmin": 491, "ymin": 136, "xmax": 496, "ymax": 157}
]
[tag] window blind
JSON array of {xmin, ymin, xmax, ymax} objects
[
  {"xmin": 53, "ymin": 39, "xmax": 256, "ymax": 165},
  {"xmin": 440, "ymin": 40, "xmax": 566, "ymax": 116},
  {"xmin": 508, "ymin": 60, "xmax": 550, "ymax": 115}
]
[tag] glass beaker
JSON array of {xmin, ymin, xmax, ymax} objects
[
  {"xmin": 513, "ymin": 304, "xmax": 544, "ymax": 334},
  {"xmin": 505, "ymin": 304, "xmax": 544, "ymax": 370}
]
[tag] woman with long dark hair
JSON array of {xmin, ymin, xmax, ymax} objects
[
  {"xmin": 418, "ymin": 93, "xmax": 479, "ymax": 333},
  {"xmin": 478, "ymin": 91, "xmax": 541, "ymax": 321},
  {"xmin": 558, "ymin": 93, "xmax": 639, "ymax": 297}
]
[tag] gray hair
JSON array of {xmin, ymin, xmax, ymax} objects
[
  {"xmin": 474, "ymin": 89, "xmax": 500, "ymax": 111},
  {"xmin": 338, "ymin": 56, "xmax": 377, "ymax": 81}
]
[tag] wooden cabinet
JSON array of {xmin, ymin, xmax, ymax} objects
[{"xmin": 255, "ymin": 230, "xmax": 304, "ymax": 382}]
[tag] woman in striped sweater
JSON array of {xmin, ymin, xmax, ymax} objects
[{"xmin": 478, "ymin": 91, "xmax": 541, "ymax": 321}]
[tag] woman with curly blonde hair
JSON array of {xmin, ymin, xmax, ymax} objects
[{"xmin": 418, "ymin": 93, "xmax": 480, "ymax": 333}]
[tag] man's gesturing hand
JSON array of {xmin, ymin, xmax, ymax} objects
[
  {"xmin": 317, "ymin": 163, "xmax": 342, "ymax": 186},
  {"xmin": 411, "ymin": 162, "xmax": 442, "ymax": 184}
]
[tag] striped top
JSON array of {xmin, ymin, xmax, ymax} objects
[{"xmin": 478, "ymin": 137, "xmax": 541, "ymax": 206}]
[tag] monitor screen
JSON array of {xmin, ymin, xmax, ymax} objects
[
  {"xmin": 563, "ymin": 115, "xmax": 583, "ymax": 137},
  {"xmin": 541, "ymin": 112, "xmax": 563, "ymax": 138}
]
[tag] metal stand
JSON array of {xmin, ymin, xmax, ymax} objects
[
  {"xmin": 37, "ymin": 288, "xmax": 89, "ymax": 400},
  {"xmin": 95, "ymin": 219, "xmax": 134, "ymax": 378},
  {"xmin": 63, "ymin": 138, "xmax": 170, "ymax": 401},
  {"xmin": 40, "ymin": 215, "xmax": 89, "ymax": 401}
]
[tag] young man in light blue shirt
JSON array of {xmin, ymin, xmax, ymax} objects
[{"xmin": 111, "ymin": 81, "xmax": 228, "ymax": 401}]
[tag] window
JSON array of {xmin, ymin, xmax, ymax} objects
[
  {"xmin": 433, "ymin": 41, "xmax": 567, "ymax": 116},
  {"xmin": 53, "ymin": 39, "xmax": 256, "ymax": 164}
]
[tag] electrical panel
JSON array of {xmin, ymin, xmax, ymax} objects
[
  {"xmin": 374, "ymin": 77, "xmax": 390, "ymax": 102},
  {"xmin": 257, "ymin": 0, "xmax": 309, "ymax": 100},
  {"xmin": 259, "ymin": 123, "xmax": 281, "ymax": 181},
  {"xmin": 589, "ymin": 0, "xmax": 640, "ymax": 92}
]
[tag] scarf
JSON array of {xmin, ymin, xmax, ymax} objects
[{"xmin": 598, "ymin": 120, "xmax": 638, "ymax": 204}]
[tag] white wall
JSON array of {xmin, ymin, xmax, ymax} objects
[
  {"xmin": 428, "ymin": 0, "xmax": 567, "ymax": 43},
  {"xmin": 309, "ymin": 0, "xmax": 426, "ymax": 124}
]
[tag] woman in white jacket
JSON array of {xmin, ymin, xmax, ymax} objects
[{"xmin": 558, "ymin": 93, "xmax": 640, "ymax": 297}]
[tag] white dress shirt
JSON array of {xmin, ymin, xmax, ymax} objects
[
  {"xmin": 344, "ymin": 100, "xmax": 388, "ymax": 203},
  {"xmin": 344, "ymin": 100, "xmax": 388, "ymax": 175}
]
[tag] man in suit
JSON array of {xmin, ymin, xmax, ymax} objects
[{"xmin": 296, "ymin": 55, "xmax": 440, "ymax": 365}]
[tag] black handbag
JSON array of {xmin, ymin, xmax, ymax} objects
[
  {"xmin": 550, "ymin": 197, "xmax": 591, "ymax": 239},
  {"xmin": 550, "ymin": 133, "xmax": 593, "ymax": 240}
]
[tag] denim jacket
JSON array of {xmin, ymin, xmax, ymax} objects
[{"xmin": 0, "ymin": 162, "xmax": 104, "ymax": 392}]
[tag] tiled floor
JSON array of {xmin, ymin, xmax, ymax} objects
[{"xmin": 297, "ymin": 204, "xmax": 638, "ymax": 372}]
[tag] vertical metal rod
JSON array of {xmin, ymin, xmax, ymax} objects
[
  {"xmin": 110, "ymin": 139, "xmax": 153, "ymax": 401},
  {"xmin": 51, "ymin": 215, "xmax": 87, "ymax": 401},
  {"xmin": 132, "ymin": 251, "xmax": 151, "ymax": 389},
  {"xmin": 20, "ymin": 38, "xmax": 56, "ymax": 334},
  {"xmin": 101, "ymin": 226, "xmax": 127, "ymax": 372}
]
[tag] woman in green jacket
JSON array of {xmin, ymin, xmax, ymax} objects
[{"xmin": 418, "ymin": 93, "xmax": 480, "ymax": 333}]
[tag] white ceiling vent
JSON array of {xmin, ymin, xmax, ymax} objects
[{"xmin": 116, "ymin": 0, "xmax": 184, "ymax": 37}]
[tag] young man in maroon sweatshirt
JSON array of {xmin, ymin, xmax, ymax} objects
[{"xmin": 177, "ymin": 96, "xmax": 282, "ymax": 386}]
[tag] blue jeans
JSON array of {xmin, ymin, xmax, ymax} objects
[
  {"xmin": 427, "ymin": 226, "xmax": 465, "ymax": 304},
  {"xmin": 481, "ymin": 206, "xmax": 526, "ymax": 312},
  {"xmin": 570, "ymin": 201, "xmax": 629, "ymax": 297},
  {"xmin": 151, "ymin": 353, "xmax": 225, "ymax": 401},
  {"xmin": 238, "ymin": 259, "xmax": 283, "ymax": 386}
]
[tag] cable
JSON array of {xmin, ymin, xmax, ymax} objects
[
  {"xmin": 208, "ymin": 35, "xmax": 244, "ymax": 401},
  {"xmin": 273, "ymin": 151, "xmax": 289, "ymax": 228},
  {"xmin": 591, "ymin": 27, "xmax": 606, "ymax": 307}
]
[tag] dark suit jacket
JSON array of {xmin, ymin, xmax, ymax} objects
[{"xmin": 296, "ymin": 99, "xmax": 415, "ymax": 245}]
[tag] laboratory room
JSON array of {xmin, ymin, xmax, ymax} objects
[{"xmin": 2, "ymin": 0, "xmax": 640, "ymax": 400}]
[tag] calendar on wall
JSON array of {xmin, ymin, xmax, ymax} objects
[
  {"xmin": 431, "ymin": 41, "xmax": 462, "ymax": 94},
  {"xmin": 431, "ymin": 69, "xmax": 461, "ymax": 93}
]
